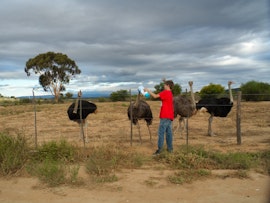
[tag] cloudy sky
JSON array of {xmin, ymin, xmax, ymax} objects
[{"xmin": 0, "ymin": 0, "xmax": 269, "ymax": 97}]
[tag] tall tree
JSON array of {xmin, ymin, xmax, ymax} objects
[{"xmin": 25, "ymin": 52, "xmax": 81, "ymax": 102}]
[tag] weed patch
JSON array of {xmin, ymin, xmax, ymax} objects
[
  {"xmin": 0, "ymin": 132, "xmax": 29, "ymax": 175},
  {"xmin": 168, "ymin": 169, "xmax": 211, "ymax": 184}
]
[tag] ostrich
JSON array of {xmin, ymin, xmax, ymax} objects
[
  {"xmin": 127, "ymin": 93, "xmax": 153, "ymax": 143},
  {"xmin": 173, "ymin": 81, "xmax": 196, "ymax": 136},
  {"xmin": 196, "ymin": 81, "xmax": 234, "ymax": 136},
  {"xmin": 67, "ymin": 98, "xmax": 97, "ymax": 142}
]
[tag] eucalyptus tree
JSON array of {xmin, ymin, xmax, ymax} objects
[{"xmin": 25, "ymin": 52, "xmax": 81, "ymax": 102}]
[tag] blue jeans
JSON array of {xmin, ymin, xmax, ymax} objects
[{"xmin": 158, "ymin": 119, "xmax": 173, "ymax": 152}]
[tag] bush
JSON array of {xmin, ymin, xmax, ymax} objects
[
  {"xmin": 0, "ymin": 133, "xmax": 29, "ymax": 175},
  {"xmin": 241, "ymin": 80, "xmax": 270, "ymax": 101},
  {"xmin": 259, "ymin": 150, "xmax": 270, "ymax": 175},
  {"xmin": 85, "ymin": 145, "xmax": 148, "ymax": 183},
  {"xmin": 26, "ymin": 140, "xmax": 80, "ymax": 186},
  {"xmin": 168, "ymin": 169, "xmax": 211, "ymax": 184},
  {"xmin": 199, "ymin": 83, "xmax": 225, "ymax": 99},
  {"xmin": 29, "ymin": 159, "xmax": 66, "ymax": 187},
  {"xmin": 110, "ymin": 90, "xmax": 129, "ymax": 101},
  {"xmin": 154, "ymin": 145, "xmax": 258, "ymax": 170},
  {"xmin": 31, "ymin": 140, "xmax": 75, "ymax": 162}
]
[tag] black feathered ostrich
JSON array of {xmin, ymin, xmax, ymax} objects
[
  {"xmin": 127, "ymin": 92, "xmax": 153, "ymax": 143},
  {"xmin": 196, "ymin": 81, "xmax": 234, "ymax": 136},
  {"xmin": 173, "ymin": 81, "xmax": 197, "ymax": 135},
  {"xmin": 67, "ymin": 93, "xmax": 97, "ymax": 142}
]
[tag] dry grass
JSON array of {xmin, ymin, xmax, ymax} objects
[{"xmin": 0, "ymin": 100, "xmax": 269, "ymax": 153}]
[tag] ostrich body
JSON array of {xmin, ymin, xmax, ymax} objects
[
  {"xmin": 67, "ymin": 100, "xmax": 97, "ymax": 142},
  {"xmin": 67, "ymin": 100, "xmax": 97, "ymax": 121},
  {"xmin": 173, "ymin": 81, "xmax": 196, "ymax": 135},
  {"xmin": 196, "ymin": 81, "xmax": 234, "ymax": 136},
  {"xmin": 127, "ymin": 94, "xmax": 153, "ymax": 143}
]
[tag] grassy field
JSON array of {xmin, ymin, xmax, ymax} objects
[
  {"xmin": 0, "ymin": 100, "xmax": 269, "ymax": 152},
  {"xmin": 0, "ymin": 100, "xmax": 270, "ymax": 202}
]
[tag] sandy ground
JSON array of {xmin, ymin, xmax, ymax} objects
[
  {"xmin": 0, "ymin": 170, "xmax": 269, "ymax": 203},
  {"xmin": 0, "ymin": 100, "xmax": 270, "ymax": 203}
]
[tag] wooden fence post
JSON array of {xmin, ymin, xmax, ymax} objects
[
  {"xmin": 32, "ymin": 88, "xmax": 38, "ymax": 149},
  {"xmin": 130, "ymin": 89, "xmax": 133, "ymax": 146},
  {"xmin": 236, "ymin": 91, "xmax": 242, "ymax": 145}
]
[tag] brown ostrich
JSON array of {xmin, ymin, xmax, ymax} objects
[
  {"xmin": 127, "ymin": 92, "xmax": 153, "ymax": 143},
  {"xmin": 173, "ymin": 81, "xmax": 197, "ymax": 136}
]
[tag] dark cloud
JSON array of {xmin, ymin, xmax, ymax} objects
[{"xmin": 0, "ymin": 0, "xmax": 269, "ymax": 96}]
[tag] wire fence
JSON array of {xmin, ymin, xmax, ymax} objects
[{"xmin": 0, "ymin": 92, "xmax": 270, "ymax": 149}]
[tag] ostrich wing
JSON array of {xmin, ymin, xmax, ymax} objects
[
  {"xmin": 67, "ymin": 100, "xmax": 97, "ymax": 120},
  {"xmin": 127, "ymin": 100, "xmax": 153, "ymax": 125},
  {"xmin": 214, "ymin": 98, "xmax": 233, "ymax": 117},
  {"xmin": 173, "ymin": 95, "xmax": 194, "ymax": 118},
  {"xmin": 196, "ymin": 98, "xmax": 233, "ymax": 117}
]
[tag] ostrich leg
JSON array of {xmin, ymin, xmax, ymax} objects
[
  {"xmin": 180, "ymin": 117, "xmax": 187, "ymax": 137},
  {"xmin": 173, "ymin": 120, "xmax": 179, "ymax": 134},
  {"xmin": 174, "ymin": 117, "xmax": 186, "ymax": 138},
  {"xmin": 174, "ymin": 118, "xmax": 182, "ymax": 135},
  {"xmin": 147, "ymin": 124, "xmax": 152, "ymax": 143},
  {"xmin": 79, "ymin": 120, "xmax": 84, "ymax": 141},
  {"xmin": 84, "ymin": 119, "xmax": 89, "ymax": 143},
  {"xmin": 136, "ymin": 122, "xmax": 142, "ymax": 144},
  {"xmin": 208, "ymin": 115, "xmax": 215, "ymax": 136}
]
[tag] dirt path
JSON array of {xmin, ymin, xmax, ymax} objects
[{"xmin": 0, "ymin": 170, "xmax": 269, "ymax": 203}]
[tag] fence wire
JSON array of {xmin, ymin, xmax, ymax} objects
[{"xmin": 0, "ymin": 93, "xmax": 270, "ymax": 148}]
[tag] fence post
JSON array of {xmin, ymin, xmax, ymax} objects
[
  {"xmin": 32, "ymin": 88, "xmax": 38, "ymax": 149},
  {"xmin": 129, "ymin": 89, "xmax": 133, "ymax": 146},
  {"xmin": 236, "ymin": 91, "xmax": 242, "ymax": 145},
  {"xmin": 78, "ymin": 90, "xmax": 85, "ymax": 148}
]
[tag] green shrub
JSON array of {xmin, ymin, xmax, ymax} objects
[
  {"xmin": 210, "ymin": 152, "xmax": 256, "ymax": 169},
  {"xmin": 28, "ymin": 158, "xmax": 66, "ymax": 187},
  {"xmin": 31, "ymin": 140, "xmax": 75, "ymax": 162},
  {"xmin": 0, "ymin": 133, "xmax": 29, "ymax": 175},
  {"xmin": 199, "ymin": 83, "xmax": 225, "ymax": 99},
  {"xmin": 85, "ymin": 145, "xmax": 148, "ymax": 183},
  {"xmin": 241, "ymin": 80, "xmax": 270, "ymax": 101},
  {"xmin": 155, "ymin": 145, "xmax": 259, "ymax": 171},
  {"xmin": 259, "ymin": 150, "xmax": 270, "ymax": 175},
  {"xmin": 68, "ymin": 164, "xmax": 81, "ymax": 184},
  {"xmin": 168, "ymin": 169, "xmax": 211, "ymax": 184},
  {"xmin": 26, "ymin": 140, "xmax": 81, "ymax": 186}
]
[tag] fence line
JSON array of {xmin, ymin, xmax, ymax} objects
[{"xmin": 2, "ymin": 93, "xmax": 270, "ymax": 148}]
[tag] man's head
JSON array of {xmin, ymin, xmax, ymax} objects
[{"xmin": 164, "ymin": 80, "xmax": 174, "ymax": 90}]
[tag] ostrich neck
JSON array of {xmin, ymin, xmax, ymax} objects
[
  {"xmin": 134, "ymin": 93, "xmax": 140, "ymax": 107},
  {"xmin": 190, "ymin": 84, "xmax": 195, "ymax": 108},
  {"xmin": 228, "ymin": 83, "xmax": 233, "ymax": 103}
]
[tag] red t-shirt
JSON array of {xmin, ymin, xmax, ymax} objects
[{"xmin": 159, "ymin": 90, "xmax": 174, "ymax": 120}]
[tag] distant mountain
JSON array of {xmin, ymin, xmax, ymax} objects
[
  {"xmin": 18, "ymin": 91, "xmax": 111, "ymax": 99},
  {"xmin": 76, "ymin": 91, "xmax": 111, "ymax": 98}
]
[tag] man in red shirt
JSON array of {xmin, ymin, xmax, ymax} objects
[{"xmin": 145, "ymin": 80, "xmax": 174, "ymax": 155}]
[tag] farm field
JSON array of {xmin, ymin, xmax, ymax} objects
[{"xmin": 0, "ymin": 100, "xmax": 270, "ymax": 202}]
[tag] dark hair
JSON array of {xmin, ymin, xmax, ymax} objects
[{"xmin": 165, "ymin": 80, "xmax": 174, "ymax": 90}]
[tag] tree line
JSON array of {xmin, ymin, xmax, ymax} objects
[
  {"xmin": 2, "ymin": 51, "xmax": 268, "ymax": 102},
  {"xmin": 109, "ymin": 81, "xmax": 270, "ymax": 102}
]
